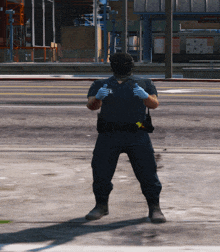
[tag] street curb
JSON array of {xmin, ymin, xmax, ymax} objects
[
  {"xmin": 0, "ymin": 77, "xmax": 103, "ymax": 81},
  {"xmin": 152, "ymin": 78, "xmax": 220, "ymax": 82},
  {"xmin": 1, "ymin": 76, "xmax": 220, "ymax": 82},
  {"xmin": 150, "ymin": 78, "xmax": 220, "ymax": 82}
]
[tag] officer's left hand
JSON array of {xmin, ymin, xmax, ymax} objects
[{"xmin": 133, "ymin": 83, "xmax": 149, "ymax": 99}]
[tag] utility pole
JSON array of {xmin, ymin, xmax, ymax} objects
[
  {"xmin": 32, "ymin": 0, "xmax": 35, "ymax": 47},
  {"xmin": 94, "ymin": 0, "xmax": 98, "ymax": 62},
  {"xmin": 165, "ymin": 0, "xmax": 173, "ymax": 78},
  {"xmin": 121, "ymin": 0, "xmax": 127, "ymax": 53},
  {"xmin": 42, "ymin": 0, "xmax": 45, "ymax": 46}
]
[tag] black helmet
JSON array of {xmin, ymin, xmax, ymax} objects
[{"xmin": 110, "ymin": 52, "xmax": 134, "ymax": 76}]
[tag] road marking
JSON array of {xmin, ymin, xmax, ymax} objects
[
  {"xmin": 158, "ymin": 87, "xmax": 220, "ymax": 90},
  {"xmin": 0, "ymin": 245, "xmax": 220, "ymax": 252},
  {"xmin": 0, "ymin": 93, "xmax": 219, "ymax": 97},
  {"xmin": 0, "ymin": 93, "xmax": 86, "ymax": 96},
  {"xmin": 0, "ymin": 86, "xmax": 90, "ymax": 88},
  {"xmin": 159, "ymin": 94, "xmax": 220, "ymax": 97},
  {"xmin": 0, "ymin": 86, "xmax": 219, "ymax": 90},
  {"xmin": 158, "ymin": 89, "xmax": 196, "ymax": 93},
  {"xmin": 0, "ymin": 105, "xmax": 87, "ymax": 108}
]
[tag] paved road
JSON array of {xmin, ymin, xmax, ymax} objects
[
  {"xmin": 0, "ymin": 80, "xmax": 219, "ymax": 148},
  {"xmin": 0, "ymin": 79, "xmax": 220, "ymax": 251}
]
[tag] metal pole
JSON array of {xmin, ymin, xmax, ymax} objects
[
  {"xmin": 139, "ymin": 15, "xmax": 143, "ymax": 62},
  {"xmin": 6, "ymin": 10, "xmax": 14, "ymax": 62},
  {"xmin": 42, "ymin": 0, "xmax": 45, "ymax": 46},
  {"xmin": 52, "ymin": 0, "xmax": 55, "ymax": 43},
  {"xmin": 165, "ymin": 0, "xmax": 173, "ymax": 79},
  {"xmin": 93, "ymin": 0, "xmax": 95, "ymax": 26},
  {"xmin": 110, "ymin": 12, "xmax": 116, "ymax": 55},
  {"xmin": 143, "ymin": 15, "xmax": 152, "ymax": 63},
  {"xmin": 121, "ymin": 0, "xmax": 127, "ymax": 53},
  {"xmin": 104, "ymin": 3, "xmax": 107, "ymax": 63},
  {"xmin": 94, "ymin": 0, "xmax": 98, "ymax": 62},
  {"xmin": 32, "ymin": 0, "xmax": 35, "ymax": 47},
  {"xmin": 10, "ymin": 14, "xmax": 13, "ymax": 62}
]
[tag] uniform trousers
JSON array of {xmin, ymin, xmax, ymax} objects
[{"xmin": 91, "ymin": 131, "xmax": 162, "ymax": 206}]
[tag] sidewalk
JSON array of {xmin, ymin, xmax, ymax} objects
[
  {"xmin": 2, "ymin": 74, "xmax": 220, "ymax": 82},
  {"xmin": 0, "ymin": 74, "xmax": 184, "ymax": 81},
  {"xmin": 0, "ymin": 145, "xmax": 220, "ymax": 251}
]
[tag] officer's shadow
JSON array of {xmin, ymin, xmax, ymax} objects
[{"xmin": 0, "ymin": 216, "xmax": 150, "ymax": 252}]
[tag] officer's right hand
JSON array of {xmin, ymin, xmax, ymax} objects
[{"xmin": 95, "ymin": 84, "xmax": 109, "ymax": 100}]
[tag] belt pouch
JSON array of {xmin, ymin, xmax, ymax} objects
[{"xmin": 142, "ymin": 109, "xmax": 154, "ymax": 133}]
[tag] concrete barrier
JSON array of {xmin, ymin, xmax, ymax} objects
[
  {"xmin": 2, "ymin": 62, "xmax": 220, "ymax": 77},
  {"xmin": 183, "ymin": 68, "xmax": 220, "ymax": 79},
  {"xmin": 0, "ymin": 62, "xmax": 198, "ymax": 75}
]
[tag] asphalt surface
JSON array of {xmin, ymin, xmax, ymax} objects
[
  {"xmin": 0, "ymin": 74, "xmax": 184, "ymax": 81},
  {"xmin": 0, "ymin": 79, "xmax": 220, "ymax": 251}
]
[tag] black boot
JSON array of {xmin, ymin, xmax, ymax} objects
[
  {"xmin": 148, "ymin": 203, "xmax": 166, "ymax": 223},
  {"xmin": 85, "ymin": 203, "xmax": 109, "ymax": 220}
]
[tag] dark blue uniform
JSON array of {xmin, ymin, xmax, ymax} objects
[{"xmin": 87, "ymin": 75, "xmax": 162, "ymax": 206}]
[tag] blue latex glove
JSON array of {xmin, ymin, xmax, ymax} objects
[
  {"xmin": 133, "ymin": 83, "xmax": 149, "ymax": 99},
  {"xmin": 95, "ymin": 84, "xmax": 109, "ymax": 100}
]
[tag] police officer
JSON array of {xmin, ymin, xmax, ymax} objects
[{"xmin": 86, "ymin": 52, "xmax": 166, "ymax": 223}]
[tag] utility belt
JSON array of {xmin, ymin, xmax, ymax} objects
[{"xmin": 97, "ymin": 109, "xmax": 154, "ymax": 133}]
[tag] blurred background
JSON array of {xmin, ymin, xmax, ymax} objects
[{"xmin": 1, "ymin": 0, "xmax": 220, "ymax": 63}]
